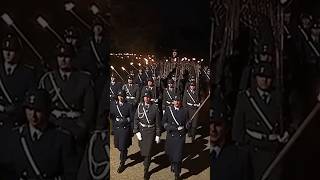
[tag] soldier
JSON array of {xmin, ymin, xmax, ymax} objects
[
  {"xmin": 135, "ymin": 68, "xmax": 146, "ymax": 89},
  {"xmin": 76, "ymin": 17, "xmax": 109, "ymax": 79},
  {"xmin": 110, "ymin": 73, "xmax": 122, "ymax": 101},
  {"xmin": 0, "ymin": 33, "xmax": 36, "ymax": 130},
  {"xmin": 64, "ymin": 26, "xmax": 80, "ymax": 51},
  {"xmin": 122, "ymin": 75, "xmax": 140, "ymax": 109},
  {"xmin": 162, "ymin": 95, "xmax": 189, "ymax": 180},
  {"xmin": 110, "ymin": 90, "xmax": 133, "ymax": 173},
  {"xmin": 133, "ymin": 91, "xmax": 161, "ymax": 180},
  {"xmin": 183, "ymin": 81, "xmax": 201, "ymax": 143},
  {"xmin": 162, "ymin": 79, "xmax": 175, "ymax": 114},
  {"xmin": 210, "ymin": 93, "xmax": 252, "ymax": 180},
  {"xmin": 232, "ymin": 63, "xmax": 289, "ymax": 180},
  {"xmin": 39, "ymin": 43, "xmax": 95, "ymax": 156},
  {"xmin": 140, "ymin": 78, "xmax": 161, "ymax": 106},
  {"xmin": 7, "ymin": 89, "xmax": 78, "ymax": 179}
]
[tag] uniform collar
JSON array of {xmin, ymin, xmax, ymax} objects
[
  {"xmin": 29, "ymin": 124, "xmax": 43, "ymax": 141},
  {"xmin": 59, "ymin": 70, "xmax": 71, "ymax": 80},
  {"xmin": 4, "ymin": 62, "xmax": 17, "ymax": 75}
]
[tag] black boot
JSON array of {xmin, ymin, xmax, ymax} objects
[
  {"xmin": 117, "ymin": 161, "xmax": 125, "ymax": 173},
  {"xmin": 143, "ymin": 156, "xmax": 150, "ymax": 180},
  {"xmin": 117, "ymin": 150, "xmax": 127, "ymax": 173},
  {"xmin": 174, "ymin": 162, "xmax": 181, "ymax": 180},
  {"xmin": 171, "ymin": 163, "xmax": 174, "ymax": 172}
]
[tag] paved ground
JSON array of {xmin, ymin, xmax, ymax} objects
[{"xmin": 110, "ymin": 124, "xmax": 210, "ymax": 180}]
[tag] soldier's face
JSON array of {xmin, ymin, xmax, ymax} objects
[
  {"xmin": 168, "ymin": 83, "xmax": 173, "ymax": 88},
  {"xmin": 302, "ymin": 18, "xmax": 312, "ymax": 29},
  {"xmin": 26, "ymin": 108, "xmax": 47, "ymax": 128},
  {"xmin": 148, "ymin": 81, "xmax": 153, "ymax": 86},
  {"xmin": 190, "ymin": 85, "xmax": 196, "ymax": 90},
  {"xmin": 118, "ymin": 96, "xmax": 124, "ymax": 102},
  {"xmin": 174, "ymin": 100, "xmax": 182, "ymax": 107},
  {"xmin": 210, "ymin": 120, "xmax": 227, "ymax": 146},
  {"xmin": 128, "ymin": 79, "xmax": 133, "ymax": 84},
  {"xmin": 256, "ymin": 76, "xmax": 272, "ymax": 90},
  {"xmin": 93, "ymin": 25, "xmax": 103, "ymax": 36},
  {"xmin": 57, "ymin": 56, "xmax": 72, "ymax": 70},
  {"xmin": 144, "ymin": 96, "xmax": 151, "ymax": 103},
  {"xmin": 111, "ymin": 77, "xmax": 115, "ymax": 82},
  {"xmin": 2, "ymin": 49, "xmax": 16, "ymax": 63},
  {"xmin": 139, "ymin": 70, "xmax": 142, "ymax": 73}
]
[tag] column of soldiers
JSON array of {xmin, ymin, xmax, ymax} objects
[
  {"xmin": 211, "ymin": 8, "xmax": 320, "ymax": 180},
  {"xmin": 0, "ymin": 16, "xmax": 109, "ymax": 179},
  {"xmin": 109, "ymin": 50, "xmax": 209, "ymax": 179}
]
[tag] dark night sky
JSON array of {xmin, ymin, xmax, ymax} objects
[
  {"xmin": 0, "ymin": 0, "xmax": 318, "ymax": 62},
  {"xmin": 0, "ymin": 0, "xmax": 210, "ymax": 61}
]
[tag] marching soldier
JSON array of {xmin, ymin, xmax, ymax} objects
[
  {"xmin": 0, "ymin": 33, "xmax": 36, "ymax": 130},
  {"xmin": 76, "ymin": 17, "xmax": 109, "ymax": 79},
  {"xmin": 110, "ymin": 90, "xmax": 133, "ymax": 173},
  {"xmin": 8, "ymin": 89, "xmax": 78, "ymax": 179},
  {"xmin": 162, "ymin": 95, "xmax": 189, "ymax": 180},
  {"xmin": 183, "ymin": 81, "xmax": 201, "ymax": 143},
  {"xmin": 135, "ymin": 68, "xmax": 146, "ymax": 89},
  {"xmin": 162, "ymin": 79, "xmax": 175, "ymax": 114},
  {"xmin": 39, "ymin": 43, "xmax": 96, "ymax": 156},
  {"xmin": 122, "ymin": 75, "xmax": 140, "ymax": 109},
  {"xmin": 140, "ymin": 78, "xmax": 161, "ymax": 106},
  {"xmin": 210, "ymin": 92, "xmax": 252, "ymax": 180},
  {"xmin": 64, "ymin": 26, "xmax": 80, "ymax": 51},
  {"xmin": 133, "ymin": 91, "xmax": 161, "ymax": 180},
  {"xmin": 232, "ymin": 63, "xmax": 289, "ymax": 180},
  {"xmin": 110, "ymin": 73, "xmax": 122, "ymax": 101}
]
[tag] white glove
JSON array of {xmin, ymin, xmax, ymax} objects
[
  {"xmin": 277, "ymin": 131, "xmax": 289, "ymax": 143},
  {"xmin": 177, "ymin": 126, "xmax": 184, "ymax": 131},
  {"xmin": 155, "ymin": 136, "xmax": 160, "ymax": 144},
  {"xmin": 136, "ymin": 132, "xmax": 142, "ymax": 141},
  {"xmin": 154, "ymin": 99, "xmax": 158, "ymax": 103},
  {"xmin": 317, "ymin": 93, "xmax": 320, "ymax": 102},
  {"xmin": 162, "ymin": 110, "xmax": 165, "ymax": 115}
]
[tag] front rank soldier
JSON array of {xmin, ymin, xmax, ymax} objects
[
  {"xmin": 8, "ymin": 89, "xmax": 78, "ymax": 180},
  {"xmin": 134, "ymin": 91, "xmax": 161, "ymax": 180},
  {"xmin": 110, "ymin": 91, "xmax": 133, "ymax": 173},
  {"xmin": 39, "ymin": 43, "xmax": 95, "ymax": 156},
  {"xmin": 183, "ymin": 81, "xmax": 201, "ymax": 143},
  {"xmin": 162, "ymin": 95, "xmax": 189, "ymax": 180},
  {"xmin": 0, "ymin": 33, "xmax": 36, "ymax": 130},
  {"xmin": 122, "ymin": 75, "xmax": 140, "ymax": 109},
  {"xmin": 232, "ymin": 63, "xmax": 290, "ymax": 180},
  {"xmin": 162, "ymin": 79, "xmax": 175, "ymax": 114}
]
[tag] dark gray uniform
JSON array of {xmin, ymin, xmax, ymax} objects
[
  {"xmin": 0, "ymin": 63, "xmax": 36, "ymax": 129},
  {"xmin": 162, "ymin": 105, "xmax": 189, "ymax": 178},
  {"xmin": 133, "ymin": 101, "xmax": 161, "ymax": 178},
  {"xmin": 122, "ymin": 83, "xmax": 140, "ymax": 108},
  {"xmin": 110, "ymin": 100, "xmax": 133, "ymax": 150},
  {"xmin": 183, "ymin": 87, "xmax": 200, "ymax": 140},
  {"xmin": 232, "ymin": 88, "xmax": 282, "ymax": 180},
  {"xmin": 162, "ymin": 87, "xmax": 175, "ymax": 111},
  {"xmin": 140, "ymin": 85, "xmax": 161, "ymax": 104},
  {"xmin": 39, "ymin": 70, "xmax": 95, "ymax": 153},
  {"xmin": 8, "ymin": 123, "xmax": 78, "ymax": 180}
]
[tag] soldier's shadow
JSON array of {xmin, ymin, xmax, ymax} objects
[
  {"xmin": 125, "ymin": 151, "xmax": 144, "ymax": 168},
  {"xmin": 180, "ymin": 138, "xmax": 209, "ymax": 179},
  {"xmin": 148, "ymin": 140, "xmax": 170, "ymax": 175}
]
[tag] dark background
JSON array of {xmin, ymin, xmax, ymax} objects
[{"xmin": 0, "ymin": 0, "xmax": 210, "ymax": 64}]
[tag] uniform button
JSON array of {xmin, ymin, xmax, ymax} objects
[
  {"xmin": 55, "ymin": 102, "xmax": 59, "ymax": 106},
  {"xmin": 0, "ymin": 96, "xmax": 3, "ymax": 100},
  {"xmin": 15, "ymin": 97, "xmax": 18, "ymax": 101},
  {"xmin": 43, "ymin": 173, "xmax": 47, "ymax": 178},
  {"xmin": 71, "ymin": 104, "xmax": 75, "ymax": 108},
  {"xmin": 22, "ymin": 171, "xmax": 27, "ymax": 176},
  {"xmin": 14, "ymin": 122, "xmax": 18, "ymax": 126},
  {"xmin": 0, "ymin": 121, "xmax": 3, "ymax": 126},
  {"xmin": 254, "ymin": 147, "xmax": 258, "ymax": 151},
  {"xmin": 256, "ymin": 122, "xmax": 261, "ymax": 126}
]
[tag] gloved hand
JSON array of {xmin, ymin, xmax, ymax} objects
[
  {"xmin": 136, "ymin": 132, "xmax": 142, "ymax": 141},
  {"xmin": 155, "ymin": 136, "xmax": 160, "ymax": 144},
  {"xmin": 277, "ymin": 131, "xmax": 289, "ymax": 143},
  {"xmin": 177, "ymin": 126, "xmax": 184, "ymax": 131}
]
